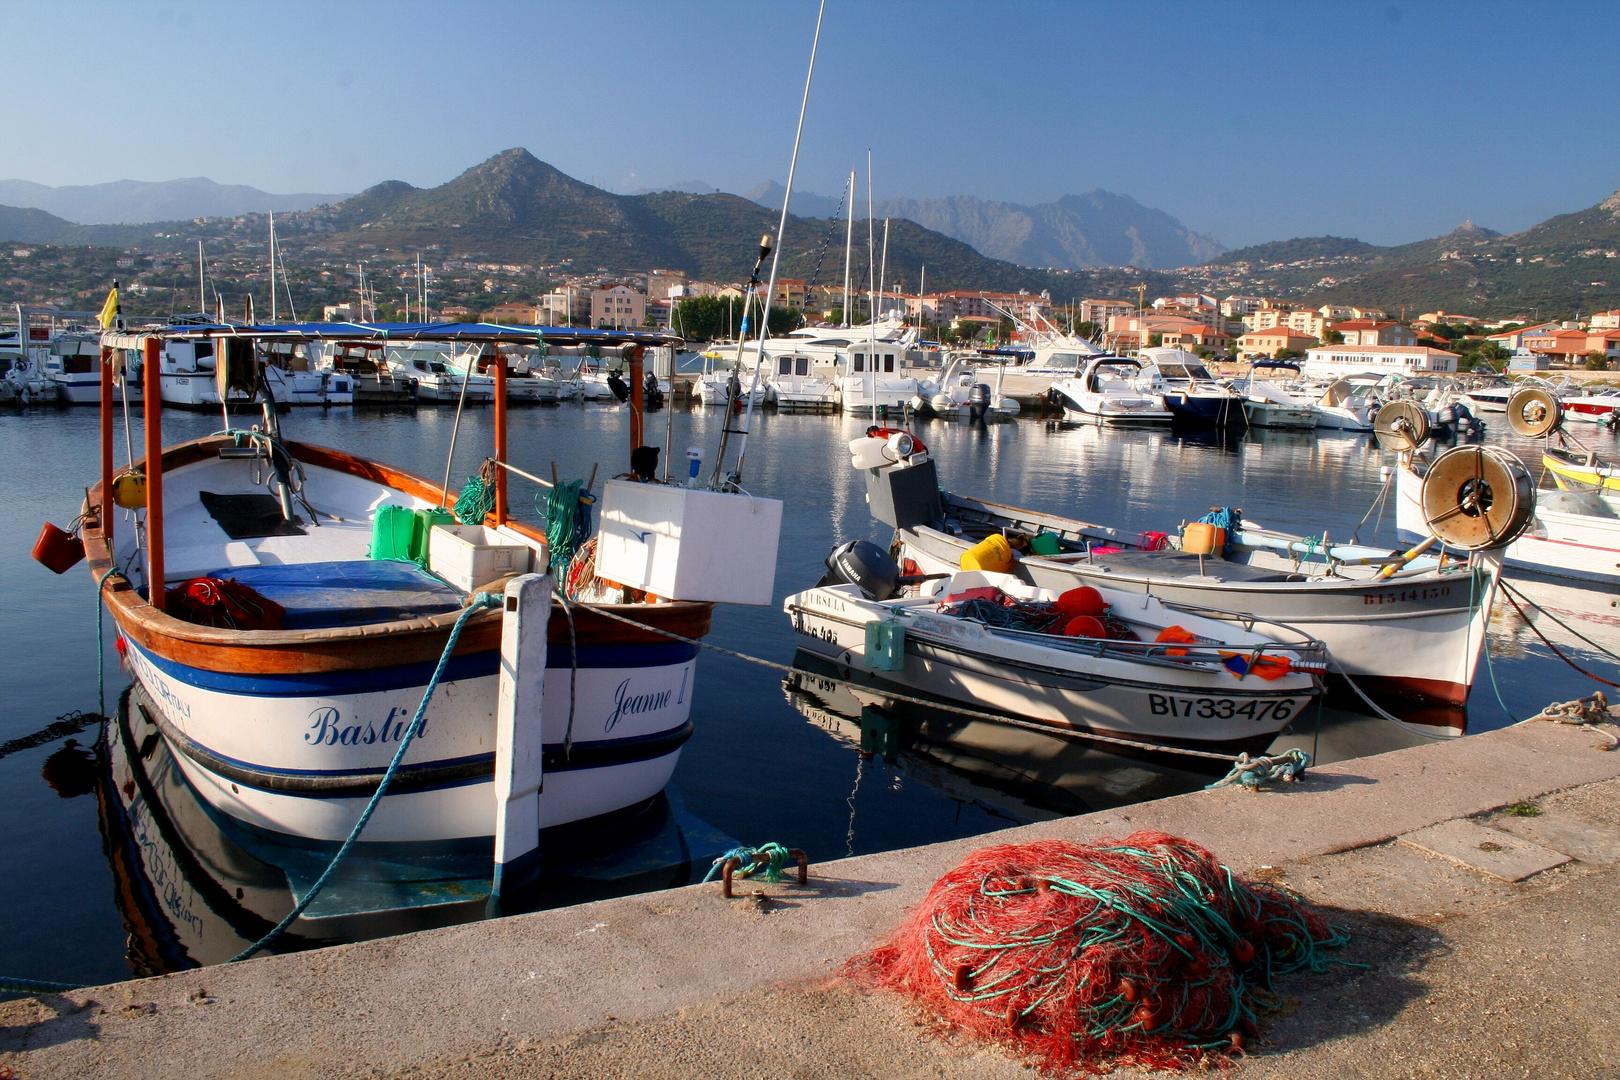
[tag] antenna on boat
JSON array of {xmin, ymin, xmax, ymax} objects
[{"xmin": 708, "ymin": 0, "xmax": 825, "ymax": 491}]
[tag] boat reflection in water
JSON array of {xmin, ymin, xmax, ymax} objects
[
  {"xmin": 783, "ymin": 650, "xmax": 1444, "ymax": 827},
  {"xmin": 95, "ymin": 685, "xmax": 739, "ymax": 974}
]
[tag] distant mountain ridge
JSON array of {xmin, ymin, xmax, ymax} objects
[
  {"xmin": 0, "ymin": 177, "xmax": 350, "ymax": 224},
  {"xmin": 743, "ymin": 181, "xmax": 1225, "ymax": 271}
]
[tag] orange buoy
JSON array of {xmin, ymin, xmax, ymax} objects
[{"xmin": 1055, "ymin": 586, "xmax": 1106, "ymax": 617}]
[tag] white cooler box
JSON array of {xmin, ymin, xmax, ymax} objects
[
  {"xmin": 428, "ymin": 523, "xmax": 534, "ymax": 592},
  {"xmin": 595, "ymin": 480, "xmax": 783, "ymax": 605}
]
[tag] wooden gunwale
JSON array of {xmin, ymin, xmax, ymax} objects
[{"xmin": 83, "ymin": 436, "xmax": 713, "ymax": 676}]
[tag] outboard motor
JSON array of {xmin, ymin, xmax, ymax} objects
[
  {"xmin": 967, "ymin": 382, "xmax": 992, "ymax": 424},
  {"xmin": 606, "ymin": 370, "xmax": 630, "ymax": 403},
  {"xmin": 643, "ymin": 371, "xmax": 665, "ymax": 411},
  {"xmin": 818, "ymin": 539, "xmax": 901, "ymax": 600}
]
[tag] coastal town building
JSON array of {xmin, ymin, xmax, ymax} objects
[
  {"xmin": 1523, "ymin": 327, "xmax": 1598, "ymax": 363},
  {"xmin": 1220, "ymin": 295, "xmax": 1272, "ymax": 318},
  {"xmin": 770, "ymin": 278, "xmax": 808, "ymax": 310},
  {"xmin": 485, "ymin": 301, "xmax": 538, "ymax": 325},
  {"xmin": 1238, "ymin": 328, "xmax": 1319, "ymax": 358},
  {"xmin": 539, "ymin": 285, "xmax": 590, "ymax": 326},
  {"xmin": 644, "ymin": 269, "xmax": 688, "ymax": 301},
  {"xmin": 1080, "ymin": 298, "xmax": 1136, "ymax": 327},
  {"xmin": 1588, "ymin": 309, "xmax": 1620, "ymax": 330},
  {"xmin": 591, "ymin": 285, "xmax": 645, "ymax": 329},
  {"xmin": 1485, "ymin": 321, "xmax": 1559, "ymax": 351},
  {"xmin": 1331, "ymin": 320, "xmax": 1417, "ymax": 347},
  {"xmin": 1303, "ymin": 344, "xmax": 1459, "ymax": 376}
]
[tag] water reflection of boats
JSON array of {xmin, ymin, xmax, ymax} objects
[
  {"xmin": 782, "ymin": 652, "xmax": 1433, "ymax": 822},
  {"xmin": 96, "ymin": 686, "xmax": 740, "ymax": 972}
]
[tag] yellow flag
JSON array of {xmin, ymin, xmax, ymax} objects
[{"xmin": 98, "ymin": 284, "xmax": 120, "ymax": 329}]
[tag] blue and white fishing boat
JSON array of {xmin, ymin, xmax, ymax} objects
[{"xmin": 67, "ymin": 322, "xmax": 765, "ymax": 859}]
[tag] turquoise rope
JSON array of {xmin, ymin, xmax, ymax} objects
[
  {"xmin": 0, "ymin": 975, "xmax": 85, "ymax": 995},
  {"xmin": 230, "ymin": 592, "xmax": 502, "ymax": 963}
]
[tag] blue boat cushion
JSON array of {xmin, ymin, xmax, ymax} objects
[{"xmin": 206, "ymin": 560, "xmax": 464, "ymax": 630}]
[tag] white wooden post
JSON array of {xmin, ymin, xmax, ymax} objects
[{"xmin": 490, "ymin": 572, "xmax": 550, "ymax": 913}]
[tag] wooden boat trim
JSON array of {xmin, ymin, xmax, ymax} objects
[{"xmin": 83, "ymin": 435, "xmax": 713, "ymax": 675}]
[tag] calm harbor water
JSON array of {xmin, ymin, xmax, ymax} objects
[{"xmin": 2, "ymin": 399, "xmax": 1613, "ymax": 986}]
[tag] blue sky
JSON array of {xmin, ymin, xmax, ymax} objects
[{"xmin": 5, "ymin": 1, "xmax": 1619, "ymax": 248}]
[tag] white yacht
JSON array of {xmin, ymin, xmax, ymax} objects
[
  {"xmin": 991, "ymin": 339, "xmax": 1105, "ymax": 400},
  {"xmin": 1239, "ymin": 360, "xmax": 1317, "ymax": 429},
  {"xmin": 390, "ymin": 345, "xmax": 495, "ymax": 404},
  {"xmin": 1049, "ymin": 356, "xmax": 1172, "ymax": 423},
  {"xmin": 44, "ymin": 332, "xmax": 126, "ymax": 404},
  {"xmin": 838, "ymin": 340, "xmax": 919, "ymax": 414}
]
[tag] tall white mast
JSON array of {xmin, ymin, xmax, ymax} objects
[
  {"xmin": 269, "ymin": 212, "xmax": 277, "ymax": 322},
  {"xmin": 918, "ymin": 264, "xmax": 925, "ymax": 328},
  {"xmin": 197, "ymin": 241, "xmax": 205, "ymax": 314},
  {"xmin": 841, "ymin": 170, "xmax": 855, "ymax": 327},
  {"xmin": 867, "ymin": 150, "xmax": 877, "ymax": 418},
  {"xmin": 878, "ymin": 217, "xmax": 890, "ymax": 318}
]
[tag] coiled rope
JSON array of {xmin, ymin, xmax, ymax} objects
[{"xmin": 229, "ymin": 592, "xmax": 503, "ymax": 963}]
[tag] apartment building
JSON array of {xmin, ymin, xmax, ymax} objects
[
  {"xmin": 538, "ymin": 285, "xmax": 590, "ymax": 326},
  {"xmin": 591, "ymin": 285, "xmax": 645, "ymax": 329},
  {"xmin": 1331, "ymin": 320, "xmax": 1417, "ymax": 347},
  {"xmin": 1081, "ymin": 298, "xmax": 1137, "ymax": 327},
  {"xmin": 1238, "ymin": 328, "xmax": 1319, "ymax": 358},
  {"xmin": 486, "ymin": 302, "xmax": 538, "ymax": 325}
]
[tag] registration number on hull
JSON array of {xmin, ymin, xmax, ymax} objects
[{"xmin": 1148, "ymin": 694, "xmax": 1297, "ymax": 722}]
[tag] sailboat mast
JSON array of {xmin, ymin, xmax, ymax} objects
[
  {"xmin": 841, "ymin": 170, "xmax": 855, "ymax": 327},
  {"xmin": 268, "ymin": 213, "xmax": 277, "ymax": 322},
  {"xmin": 867, "ymin": 151, "xmax": 876, "ymax": 419},
  {"xmin": 197, "ymin": 241, "xmax": 205, "ymax": 314},
  {"xmin": 878, "ymin": 217, "xmax": 890, "ymax": 318}
]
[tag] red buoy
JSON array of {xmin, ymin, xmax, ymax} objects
[
  {"xmin": 32, "ymin": 522, "xmax": 84, "ymax": 575},
  {"xmin": 1064, "ymin": 615, "xmax": 1107, "ymax": 638},
  {"xmin": 1055, "ymin": 586, "xmax": 1106, "ymax": 617}
]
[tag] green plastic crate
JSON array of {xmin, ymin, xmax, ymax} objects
[{"xmin": 864, "ymin": 617, "xmax": 906, "ymax": 671}]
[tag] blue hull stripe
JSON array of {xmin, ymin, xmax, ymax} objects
[{"xmin": 136, "ymin": 639, "xmax": 699, "ymax": 697}]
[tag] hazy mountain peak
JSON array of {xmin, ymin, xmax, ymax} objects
[
  {"xmin": 1601, "ymin": 189, "xmax": 1620, "ymax": 215},
  {"xmin": 0, "ymin": 176, "xmax": 351, "ymax": 224},
  {"xmin": 743, "ymin": 183, "xmax": 1222, "ymax": 270}
]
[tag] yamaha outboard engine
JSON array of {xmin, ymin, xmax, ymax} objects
[
  {"xmin": 967, "ymin": 382, "xmax": 992, "ymax": 424},
  {"xmin": 643, "ymin": 371, "xmax": 665, "ymax": 411},
  {"xmin": 818, "ymin": 539, "xmax": 901, "ymax": 600}
]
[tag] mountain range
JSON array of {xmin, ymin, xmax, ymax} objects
[
  {"xmin": 742, "ymin": 182, "xmax": 1225, "ymax": 271},
  {"xmin": 0, "ymin": 177, "xmax": 350, "ymax": 225},
  {"xmin": 3, "ymin": 149, "xmax": 1620, "ymax": 318}
]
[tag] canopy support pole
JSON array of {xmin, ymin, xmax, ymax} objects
[
  {"xmin": 142, "ymin": 337, "xmax": 163, "ymax": 610},
  {"xmin": 99, "ymin": 347, "xmax": 113, "ymax": 546},
  {"xmin": 492, "ymin": 345, "xmax": 507, "ymax": 525},
  {"xmin": 629, "ymin": 346, "xmax": 645, "ymax": 457}
]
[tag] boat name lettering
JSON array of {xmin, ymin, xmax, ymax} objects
[
  {"xmin": 303, "ymin": 705, "xmax": 422, "ymax": 747},
  {"xmin": 795, "ymin": 618, "xmax": 839, "ymax": 646},
  {"xmin": 125, "ymin": 647, "xmax": 191, "ymax": 720},
  {"xmin": 606, "ymin": 679, "xmax": 673, "ymax": 733},
  {"xmin": 1363, "ymin": 585, "xmax": 1452, "ymax": 606},
  {"xmin": 1147, "ymin": 695, "xmax": 1294, "ymax": 723}
]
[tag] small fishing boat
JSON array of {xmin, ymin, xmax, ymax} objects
[
  {"xmin": 1049, "ymin": 356, "xmax": 1172, "ymax": 424},
  {"xmin": 1238, "ymin": 360, "xmax": 1317, "ymax": 429},
  {"xmin": 854, "ymin": 442, "xmax": 1510, "ymax": 712},
  {"xmin": 784, "ymin": 558, "xmax": 1325, "ymax": 755},
  {"xmin": 1542, "ymin": 444, "xmax": 1620, "ymax": 491},
  {"xmin": 838, "ymin": 341, "xmax": 919, "ymax": 414},
  {"xmin": 769, "ymin": 349, "xmax": 838, "ymax": 412},
  {"xmin": 1133, "ymin": 347, "xmax": 1243, "ymax": 426},
  {"xmin": 44, "ymin": 331, "xmax": 138, "ymax": 405},
  {"xmin": 57, "ymin": 323, "xmax": 781, "ymax": 891}
]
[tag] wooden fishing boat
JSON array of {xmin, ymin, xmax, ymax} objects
[
  {"xmin": 784, "ymin": 569, "xmax": 1324, "ymax": 755},
  {"xmin": 75, "ymin": 322, "xmax": 719, "ymax": 861}
]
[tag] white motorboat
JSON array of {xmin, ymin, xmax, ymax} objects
[
  {"xmin": 1239, "ymin": 360, "xmax": 1317, "ymax": 429},
  {"xmin": 912, "ymin": 353, "xmax": 1019, "ymax": 418},
  {"xmin": 44, "ymin": 331, "xmax": 141, "ymax": 405},
  {"xmin": 1134, "ymin": 347, "xmax": 1244, "ymax": 426},
  {"xmin": 768, "ymin": 350, "xmax": 838, "ymax": 412},
  {"xmin": 316, "ymin": 341, "xmax": 415, "ymax": 407},
  {"xmin": 447, "ymin": 344, "xmax": 559, "ymax": 404},
  {"xmin": 784, "ymin": 566, "xmax": 1325, "ymax": 755},
  {"xmin": 838, "ymin": 341, "xmax": 920, "ymax": 414},
  {"xmin": 1562, "ymin": 387, "xmax": 1620, "ymax": 426},
  {"xmin": 390, "ymin": 345, "xmax": 495, "ymax": 404},
  {"xmin": 1313, "ymin": 375, "xmax": 1382, "ymax": 431},
  {"xmin": 1049, "ymin": 356, "xmax": 1172, "ymax": 424}
]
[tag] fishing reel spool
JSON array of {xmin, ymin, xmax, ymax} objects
[
  {"xmin": 1505, "ymin": 387, "xmax": 1562, "ymax": 438},
  {"xmin": 1418, "ymin": 445, "xmax": 1536, "ymax": 551},
  {"xmin": 1373, "ymin": 400, "xmax": 1431, "ymax": 452}
]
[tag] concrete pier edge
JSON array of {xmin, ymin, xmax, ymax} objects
[{"xmin": 6, "ymin": 718, "xmax": 1620, "ymax": 1078}]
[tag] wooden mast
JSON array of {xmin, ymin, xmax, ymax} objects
[
  {"xmin": 142, "ymin": 336, "xmax": 163, "ymax": 610},
  {"xmin": 493, "ymin": 343, "xmax": 507, "ymax": 525},
  {"xmin": 99, "ymin": 347, "xmax": 113, "ymax": 546}
]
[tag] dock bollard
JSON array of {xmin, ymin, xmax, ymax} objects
[{"xmin": 720, "ymin": 847, "xmax": 809, "ymax": 899}]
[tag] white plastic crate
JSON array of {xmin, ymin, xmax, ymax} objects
[
  {"xmin": 595, "ymin": 480, "xmax": 783, "ymax": 605},
  {"xmin": 428, "ymin": 523, "xmax": 533, "ymax": 593}
]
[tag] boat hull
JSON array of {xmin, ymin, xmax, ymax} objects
[
  {"xmin": 901, "ymin": 515, "xmax": 1497, "ymax": 707},
  {"xmin": 784, "ymin": 593, "xmax": 1309, "ymax": 755}
]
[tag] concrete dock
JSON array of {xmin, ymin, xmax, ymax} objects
[{"xmin": 5, "ymin": 717, "xmax": 1620, "ymax": 1079}]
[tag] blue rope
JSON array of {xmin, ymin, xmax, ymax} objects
[
  {"xmin": 230, "ymin": 592, "xmax": 503, "ymax": 963},
  {"xmin": 701, "ymin": 842, "xmax": 795, "ymax": 884},
  {"xmin": 1197, "ymin": 507, "xmax": 1243, "ymax": 558},
  {"xmin": 1, "ymin": 975, "xmax": 85, "ymax": 995}
]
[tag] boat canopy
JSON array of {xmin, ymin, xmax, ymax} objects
[
  {"xmin": 100, "ymin": 321, "xmax": 684, "ymax": 351},
  {"xmin": 1250, "ymin": 359, "xmax": 1301, "ymax": 372}
]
